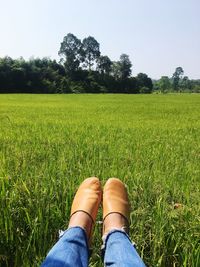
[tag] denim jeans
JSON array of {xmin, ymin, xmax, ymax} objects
[{"xmin": 41, "ymin": 226, "xmax": 146, "ymax": 267}]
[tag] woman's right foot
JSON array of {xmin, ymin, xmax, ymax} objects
[{"xmin": 69, "ymin": 177, "xmax": 102, "ymax": 243}]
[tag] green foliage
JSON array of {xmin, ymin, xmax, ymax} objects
[
  {"xmin": 136, "ymin": 73, "xmax": 153, "ymax": 93},
  {"xmin": 97, "ymin": 55, "xmax": 112, "ymax": 75},
  {"xmin": 119, "ymin": 53, "xmax": 132, "ymax": 79},
  {"xmin": 158, "ymin": 76, "xmax": 171, "ymax": 93},
  {"xmin": 0, "ymin": 94, "xmax": 199, "ymax": 267},
  {"xmin": 172, "ymin": 67, "xmax": 184, "ymax": 91},
  {"xmin": 193, "ymin": 84, "xmax": 200, "ymax": 93},
  {"xmin": 110, "ymin": 54, "xmax": 132, "ymax": 80},
  {"xmin": 153, "ymin": 69, "xmax": 199, "ymax": 93},
  {"xmin": 139, "ymin": 86, "xmax": 151, "ymax": 94},
  {"xmin": 0, "ymin": 54, "xmax": 143, "ymax": 94},
  {"xmin": 82, "ymin": 36, "xmax": 100, "ymax": 70},
  {"xmin": 110, "ymin": 61, "xmax": 121, "ymax": 79},
  {"xmin": 0, "ymin": 33, "xmax": 198, "ymax": 94},
  {"xmin": 58, "ymin": 33, "xmax": 83, "ymax": 74},
  {"xmin": 0, "ymin": 57, "xmax": 66, "ymax": 93},
  {"xmin": 58, "ymin": 77, "xmax": 71, "ymax": 93}
]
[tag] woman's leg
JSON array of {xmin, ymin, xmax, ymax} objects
[
  {"xmin": 102, "ymin": 178, "xmax": 146, "ymax": 267},
  {"xmin": 103, "ymin": 229, "xmax": 145, "ymax": 267},
  {"xmin": 41, "ymin": 226, "xmax": 89, "ymax": 267},
  {"xmin": 40, "ymin": 177, "xmax": 102, "ymax": 267}
]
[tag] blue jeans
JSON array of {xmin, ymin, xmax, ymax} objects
[{"xmin": 41, "ymin": 227, "xmax": 146, "ymax": 267}]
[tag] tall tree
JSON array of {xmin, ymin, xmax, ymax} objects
[
  {"xmin": 97, "ymin": 55, "xmax": 112, "ymax": 75},
  {"xmin": 119, "ymin": 54, "xmax": 132, "ymax": 79},
  {"xmin": 58, "ymin": 33, "xmax": 82, "ymax": 74},
  {"xmin": 158, "ymin": 76, "xmax": 171, "ymax": 93},
  {"xmin": 180, "ymin": 76, "xmax": 192, "ymax": 91},
  {"xmin": 172, "ymin": 67, "xmax": 184, "ymax": 91},
  {"xmin": 82, "ymin": 36, "xmax": 100, "ymax": 70},
  {"xmin": 111, "ymin": 61, "xmax": 121, "ymax": 79}
]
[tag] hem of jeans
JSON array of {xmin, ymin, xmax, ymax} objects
[
  {"xmin": 59, "ymin": 226, "xmax": 91, "ymax": 256},
  {"xmin": 101, "ymin": 229, "xmax": 133, "ymax": 259}
]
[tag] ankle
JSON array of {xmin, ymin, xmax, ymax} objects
[
  {"xmin": 103, "ymin": 213, "xmax": 129, "ymax": 235},
  {"xmin": 68, "ymin": 211, "xmax": 93, "ymax": 240}
]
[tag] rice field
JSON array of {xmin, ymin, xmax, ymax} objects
[{"xmin": 0, "ymin": 94, "xmax": 200, "ymax": 267}]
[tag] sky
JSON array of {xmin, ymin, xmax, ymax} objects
[{"xmin": 0, "ymin": 0, "xmax": 200, "ymax": 79}]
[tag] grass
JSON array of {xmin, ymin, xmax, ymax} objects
[{"xmin": 0, "ymin": 94, "xmax": 200, "ymax": 266}]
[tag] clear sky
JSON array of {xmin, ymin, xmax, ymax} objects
[{"xmin": 0, "ymin": 0, "xmax": 200, "ymax": 79}]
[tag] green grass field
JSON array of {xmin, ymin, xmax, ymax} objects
[{"xmin": 0, "ymin": 94, "xmax": 200, "ymax": 266}]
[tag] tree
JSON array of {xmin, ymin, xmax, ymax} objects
[
  {"xmin": 0, "ymin": 57, "xmax": 14, "ymax": 92},
  {"xmin": 97, "ymin": 55, "xmax": 112, "ymax": 75},
  {"xmin": 111, "ymin": 61, "xmax": 121, "ymax": 79},
  {"xmin": 119, "ymin": 54, "xmax": 132, "ymax": 79},
  {"xmin": 82, "ymin": 36, "xmax": 100, "ymax": 70},
  {"xmin": 180, "ymin": 76, "xmax": 192, "ymax": 91},
  {"xmin": 136, "ymin": 73, "xmax": 153, "ymax": 93},
  {"xmin": 172, "ymin": 67, "xmax": 184, "ymax": 91},
  {"xmin": 158, "ymin": 76, "xmax": 171, "ymax": 93},
  {"xmin": 58, "ymin": 33, "xmax": 82, "ymax": 75}
]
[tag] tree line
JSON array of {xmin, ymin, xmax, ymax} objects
[
  {"xmin": 154, "ymin": 67, "xmax": 200, "ymax": 93},
  {"xmin": 0, "ymin": 33, "xmax": 199, "ymax": 93}
]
